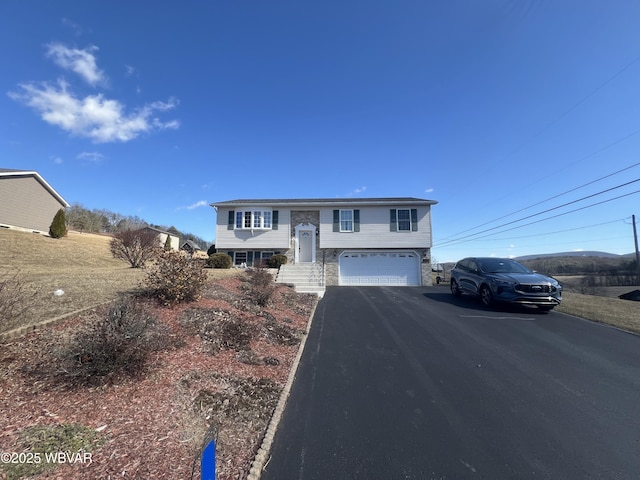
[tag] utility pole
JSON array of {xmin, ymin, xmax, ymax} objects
[{"xmin": 633, "ymin": 214, "xmax": 640, "ymax": 285}]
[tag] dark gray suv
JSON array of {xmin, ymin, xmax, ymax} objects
[{"xmin": 450, "ymin": 257, "xmax": 562, "ymax": 311}]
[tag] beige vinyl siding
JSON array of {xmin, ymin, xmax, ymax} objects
[
  {"xmin": 157, "ymin": 233, "xmax": 180, "ymax": 251},
  {"xmin": 0, "ymin": 175, "xmax": 67, "ymax": 234},
  {"xmin": 319, "ymin": 206, "xmax": 432, "ymax": 249},
  {"xmin": 215, "ymin": 207, "xmax": 291, "ymax": 249}
]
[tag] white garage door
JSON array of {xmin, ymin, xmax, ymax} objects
[{"xmin": 339, "ymin": 251, "xmax": 421, "ymax": 286}]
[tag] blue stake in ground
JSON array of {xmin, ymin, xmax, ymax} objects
[{"xmin": 201, "ymin": 439, "xmax": 216, "ymax": 480}]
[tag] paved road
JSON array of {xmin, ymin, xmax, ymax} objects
[{"xmin": 261, "ymin": 286, "xmax": 640, "ymax": 480}]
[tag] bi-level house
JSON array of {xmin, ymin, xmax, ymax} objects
[{"xmin": 211, "ymin": 197, "xmax": 437, "ymax": 293}]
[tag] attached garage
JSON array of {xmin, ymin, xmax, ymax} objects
[{"xmin": 339, "ymin": 251, "xmax": 421, "ymax": 286}]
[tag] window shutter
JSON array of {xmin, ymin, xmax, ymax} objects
[
  {"xmin": 411, "ymin": 209, "xmax": 418, "ymax": 231},
  {"xmin": 390, "ymin": 209, "xmax": 397, "ymax": 232},
  {"xmin": 227, "ymin": 210, "xmax": 235, "ymax": 230},
  {"xmin": 272, "ymin": 210, "xmax": 279, "ymax": 230},
  {"xmin": 354, "ymin": 209, "xmax": 360, "ymax": 232},
  {"xmin": 247, "ymin": 251, "xmax": 254, "ymax": 265},
  {"xmin": 333, "ymin": 210, "xmax": 340, "ymax": 232}
]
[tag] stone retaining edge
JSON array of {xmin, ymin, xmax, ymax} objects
[{"xmin": 0, "ymin": 302, "xmax": 109, "ymax": 342}]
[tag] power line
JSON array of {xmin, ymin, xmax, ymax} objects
[
  {"xmin": 434, "ymin": 187, "xmax": 640, "ymax": 248},
  {"xmin": 497, "ymin": 53, "xmax": 640, "ymax": 164},
  {"xmin": 462, "ymin": 235, "xmax": 630, "ymax": 253},
  {"xmin": 436, "ymin": 179, "xmax": 640, "ymax": 247},
  {"xmin": 438, "ymin": 52, "xmax": 640, "ymax": 243},
  {"xmin": 439, "ymin": 157, "xmax": 640, "ymax": 242},
  {"xmin": 443, "ymin": 218, "xmax": 629, "ymax": 243},
  {"xmin": 434, "ymin": 53, "xmax": 640, "ymax": 251}
]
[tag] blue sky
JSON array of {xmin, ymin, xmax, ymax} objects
[{"xmin": 2, "ymin": 1, "xmax": 640, "ymax": 262}]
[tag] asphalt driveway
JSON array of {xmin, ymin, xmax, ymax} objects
[{"xmin": 261, "ymin": 286, "xmax": 640, "ymax": 480}]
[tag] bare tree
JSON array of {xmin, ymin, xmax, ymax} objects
[
  {"xmin": 0, "ymin": 271, "xmax": 39, "ymax": 332},
  {"xmin": 110, "ymin": 228, "xmax": 160, "ymax": 268}
]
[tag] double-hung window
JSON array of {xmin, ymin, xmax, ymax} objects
[
  {"xmin": 262, "ymin": 211, "xmax": 272, "ymax": 228},
  {"xmin": 397, "ymin": 209, "xmax": 411, "ymax": 231},
  {"xmin": 340, "ymin": 209, "xmax": 353, "ymax": 232},
  {"xmin": 333, "ymin": 209, "xmax": 360, "ymax": 232},
  {"xmin": 390, "ymin": 208, "xmax": 418, "ymax": 232}
]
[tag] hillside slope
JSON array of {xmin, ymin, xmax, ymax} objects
[{"xmin": 0, "ymin": 229, "xmax": 145, "ymax": 333}]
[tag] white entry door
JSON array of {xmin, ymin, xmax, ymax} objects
[
  {"xmin": 295, "ymin": 224, "xmax": 317, "ymax": 263},
  {"xmin": 299, "ymin": 230, "xmax": 313, "ymax": 262}
]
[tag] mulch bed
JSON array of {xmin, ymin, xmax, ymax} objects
[{"xmin": 0, "ymin": 273, "xmax": 316, "ymax": 480}]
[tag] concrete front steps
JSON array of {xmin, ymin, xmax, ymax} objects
[{"xmin": 276, "ymin": 263, "xmax": 325, "ymax": 296}]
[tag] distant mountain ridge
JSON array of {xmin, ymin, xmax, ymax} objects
[{"xmin": 516, "ymin": 251, "xmax": 632, "ymax": 261}]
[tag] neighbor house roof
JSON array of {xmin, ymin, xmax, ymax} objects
[
  {"xmin": 181, "ymin": 240, "xmax": 201, "ymax": 250},
  {"xmin": 619, "ymin": 289, "xmax": 640, "ymax": 301},
  {"xmin": 211, "ymin": 197, "xmax": 437, "ymax": 208},
  {"xmin": 143, "ymin": 226, "xmax": 177, "ymax": 236},
  {"xmin": 0, "ymin": 168, "xmax": 69, "ymax": 207}
]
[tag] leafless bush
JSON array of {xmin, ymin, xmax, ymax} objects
[
  {"xmin": 0, "ymin": 271, "xmax": 38, "ymax": 333},
  {"xmin": 143, "ymin": 251, "xmax": 208, "ymax": 306},
  {"xmin": 193, "ymin": 376, "xmax": 281, "ymax": 423},
  {"xmin": 236, "ymin": 349, "xmax": 263, "ymax": 365},
  {"xmin": 110, "ymin": 228, "xmax": 160, "ymax": 268},
  {"xmin": 244, "ymin": 267, "xmax": 276, "ymax": 307},
  {"xmin": 263, "ymin": 318, "xmax": 302, "ymax": 346},
  {"xmin": 56, "ymin": 296, "xmax": 167, "ymax": 384},
  {"xmin": 180, "ymin": 308, "xmax": 258, "ymax": 354}
]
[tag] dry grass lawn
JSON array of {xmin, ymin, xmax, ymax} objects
[
  {"xmin": 0, "ymin": 229, "xmax": 235, "ymax": 334},
  {"xmin": 557, "ymin": 292, "xmax": 640, "ymax": 334}
]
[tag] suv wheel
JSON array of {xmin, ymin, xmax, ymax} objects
[
  {"xmin": 451, "ymin": 279, "xmax": 462, "ymax": 297},
  {"xmin": 480, "ymin": 285, "xmax": 493, "ymax": 307}
]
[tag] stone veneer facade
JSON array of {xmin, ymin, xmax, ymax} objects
[{"xmin": 286, "ymin": 210, "xmax": 321, "ymax": 263}]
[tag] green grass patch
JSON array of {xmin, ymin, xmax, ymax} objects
[{"xmin": 0, "ymin": 423, "xmax": 105, "ymax": 479}]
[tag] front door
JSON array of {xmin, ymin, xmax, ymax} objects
[
  {"xmin": 295, "ymin": 223, "xmax": 317, "ymax": 263},
  {"xmin": 299, "ymin": 230, "xmax": 313, "ymax": 262}
]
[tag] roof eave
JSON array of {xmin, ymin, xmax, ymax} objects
[
  {"xmin": 210, "ymin": 197, "xmax": 438, "ymax": 208},
  {"xmin": 0, "ymin": 169, "xmax": 70, "ymax": 207}
]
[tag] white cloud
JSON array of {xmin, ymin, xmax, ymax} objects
[
  {"xmin": 425, "ymin": 188, "xmax": 434, "ymax": 193},
  {"xmin": 343, "ymin": 186, "xmax": 367, "ymax": 197},
  {"xmin": 61, "ymin": 18, "xmax": 84, "ymax": 36},
  {"xmin": 52, "ymin": 156, "xmax": 63, "ymax": 164},
  {"xmin": 186, "ymin": 200, "xmax": 208, "ymax": 210},
  {"xmin": 77, "ymin": 151, "xmax": 103, "ymax": 164},
  {"xmin": 8, "ymin": 79, "xmax": 179, "ymax": 143},
  {"xmin": 46, "ymin": 43, "xmax": 105, "ymax": 86}
]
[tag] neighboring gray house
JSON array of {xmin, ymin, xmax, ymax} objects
[
  {"xmin": 0, "ymin": 168, "xmax": 70, "ymax": 235},
  {"xmin": 211, "ymin": 197, "xmax": 437, "ymax": 293}
]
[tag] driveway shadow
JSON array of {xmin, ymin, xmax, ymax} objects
[{"xmin": 421, "ymin": 286, "xmax": 553, "ymax": 315}]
